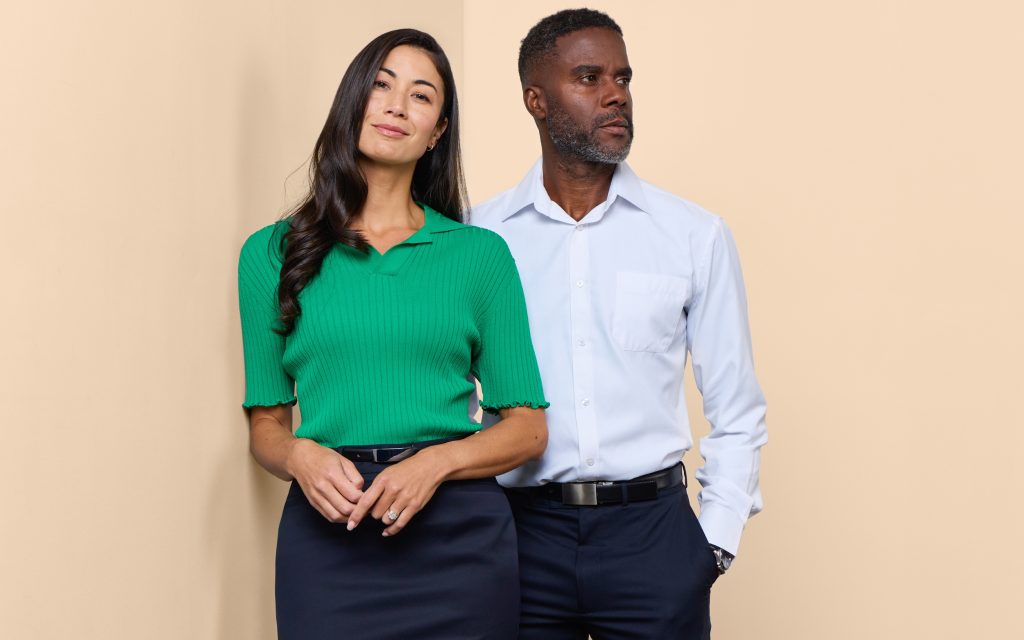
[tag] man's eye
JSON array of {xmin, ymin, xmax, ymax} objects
[
  {"xmin": 618, "ymin": 77, "xmax": 632, "ymax": 86},
  {"xmin": 581, "ymin": 75, "xmax": 597, "ymax": 83}
]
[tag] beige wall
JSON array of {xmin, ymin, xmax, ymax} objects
[
  {"xmin": 0, "ymin": 2, "xmax": 462, "ymax": 638},
  {"xmin": 1, "ymin": 1, "xmax": 1020, "ymax": 638},
  {"xmin": 463, "ymin": 2, "xmax": 1024, "ymax": 638}
]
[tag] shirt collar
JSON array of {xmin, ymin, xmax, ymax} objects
[
  {"xmin": 501, "ymin": 159, "xmax": 651, "ymax": 222},
  {"xmin": 402, "ymin": 203, "xmax": 465, "ymax": 244}
]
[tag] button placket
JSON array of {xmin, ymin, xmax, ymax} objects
[{"xmin": 569, "ymin": 223, "xmax": 599, "ymax": 475}]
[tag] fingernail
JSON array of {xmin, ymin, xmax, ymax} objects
[
  {"xmin": 347, "ymin": 521, "xmax": 356, "ymax": 531},
  {"xmin": 381, "ymin": 531, "xmax": 390, "ymax": 537}
]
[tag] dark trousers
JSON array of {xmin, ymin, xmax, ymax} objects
[
  {"xmin": 276, "ymin": 460, "xmax": 520, "ymax": 640},
  {"xmin": 505, "ymin": 482, "xmax": 719, "ymax": 640}
]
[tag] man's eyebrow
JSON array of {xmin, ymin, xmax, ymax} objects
[
  {"xmin": 568, "ymin": 64, "xmax": 633, "ymax": 78},
  {"xmin": 379, "ymin": 67, "xmax": 437, "ymax": 92}
]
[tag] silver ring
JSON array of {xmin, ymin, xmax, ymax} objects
[{"xmin": 386, "ymin": 510, "xmax": 400, "ymax": 522}]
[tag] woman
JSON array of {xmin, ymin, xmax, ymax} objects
[{"xmin": 237, "ymin": 29, "xmax": 548, "ymax": 640}]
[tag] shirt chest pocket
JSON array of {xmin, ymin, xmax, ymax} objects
[{"xmin": 610, "ymin": 272, "xmax": 690, "ymax": 353}]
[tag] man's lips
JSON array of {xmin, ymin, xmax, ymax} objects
[
  {"xmin": 598, "ymin": 118, "xmax": 631, "ymax": 134},
  {"xmin": 372, "ymin": 124, "xmax": 408, "ymax": 137}
]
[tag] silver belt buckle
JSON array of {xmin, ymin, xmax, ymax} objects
[
  {"xmin": 562, "ymin": 481, "xmax": 615, "ymax": 505},
  {"xmin": 373, "ymin": 447, "xmax": 415, "ymax": 463}
]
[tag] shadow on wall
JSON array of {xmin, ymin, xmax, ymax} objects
[
  {"xmin": 208, "ymin": 439, "xmax": 287, "ymax": 640},
  {"xmin": 206, "ymin": 50, "xmax": 294, "ymax": 640}
]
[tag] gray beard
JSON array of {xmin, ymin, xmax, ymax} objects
[{"xmin": 546, "ymin": 103, "xmax": 633, "ymax": 164}]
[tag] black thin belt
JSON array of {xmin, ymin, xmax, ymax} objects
[
  {"xmin": 337, "ymin": 434, "xmax": 471, "ymax": 464},
  {"xmin": 517, "ymin": 463, "xmax": 685, "ymax": 506}
]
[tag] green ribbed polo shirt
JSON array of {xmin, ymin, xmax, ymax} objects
[{"xmin": 238, "ymin": 204, "xmax": 548, "ymax": 447}]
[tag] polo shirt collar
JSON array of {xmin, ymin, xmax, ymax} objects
[
  {"xmin": 501, "ymin": 159, "xmax": 651, "ymax": 223},
  {"xmin": 402, "ymin": 203, "xmax": 465, "ymax": 245}
]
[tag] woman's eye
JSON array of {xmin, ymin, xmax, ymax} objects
[
  {"xmin": 413, "ymin": 92, "xmax": 431, "ymax": 102},
  {"xmin": 374, "ymin": 79, "xmax": 389, "ymax": 89}
]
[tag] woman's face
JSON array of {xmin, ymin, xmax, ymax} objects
[{"xmin": 357, "ymin": 45, "xmax": 447, "ymax": 167}]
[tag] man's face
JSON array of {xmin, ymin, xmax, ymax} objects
[{"xmin": 539, "ymin": 27, "xmax": 633, "ymax": 163}]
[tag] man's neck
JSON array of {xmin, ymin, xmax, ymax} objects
[{"xmin": 541, "ymin": 152, "xmax": 617, "ymax": 222}]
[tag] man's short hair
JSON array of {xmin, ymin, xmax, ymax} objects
[{"xmin": 518, "ymin": 8, "xmax": 623, "ymax": 85}]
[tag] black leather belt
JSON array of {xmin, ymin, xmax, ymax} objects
[
  {"xmin": 337, "ymin": 434, "xmax": 471, "ymax": 464},
  {"xmin": 519, "ymin": 463, "xmax": 685, "ymax": 506}
]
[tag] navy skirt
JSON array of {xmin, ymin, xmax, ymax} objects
[{"xmin": 275, "ymin": 458, "xmax": 520, "ymax": 640}]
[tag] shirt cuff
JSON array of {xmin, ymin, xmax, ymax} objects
[{"xmin": 697, "ymin": 501, "xmax": 747, "ymax": 557}]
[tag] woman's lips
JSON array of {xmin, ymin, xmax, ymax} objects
[{"xmin": 372, "ymin": 124, "xmax": 408, "ymax": 137}]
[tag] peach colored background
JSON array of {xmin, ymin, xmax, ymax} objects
[{"xmin": 2, "ymin": 1, "xmax": 1021, "ymax": 638}]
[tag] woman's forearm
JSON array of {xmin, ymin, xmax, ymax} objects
[
  {"xmin": 426, "ymin": 406, "xmax": 547, "ymax": 481},
  {"xmin": 342, "ymin": 406, "xmax": 546, "ymax": 533},
  {"xmin": 248, "ymin": 405, "xmax": 299, "ymax": 481}
]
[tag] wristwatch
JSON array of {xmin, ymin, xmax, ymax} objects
[{"xmin": 709, "ymin": 545, "xmax": 734, "ymax": 575}]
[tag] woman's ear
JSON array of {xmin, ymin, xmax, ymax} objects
[{"xmin": 431, "ymin": 117, "xmax": 449, "ymax": 148}]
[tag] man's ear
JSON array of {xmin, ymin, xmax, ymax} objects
[{"xmin": 523, "ymin": 86, "xmax": 547, "ymax": 121}]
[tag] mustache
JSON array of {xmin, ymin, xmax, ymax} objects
[{"xmin": 593, "ymin": 110, "xmax": 633, "ymax": 130}]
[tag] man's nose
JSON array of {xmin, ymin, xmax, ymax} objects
[{"xmin": 602, "ymin": 79, "xmax": 630, "ymax": 109}]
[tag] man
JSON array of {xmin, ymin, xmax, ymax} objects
[{"xmin": 471, "ymin": 8, "xmax": 768, "ymax": 639}]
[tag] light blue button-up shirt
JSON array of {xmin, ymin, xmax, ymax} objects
[{"xmin": 471, "ymin": 160, "xmax": 767, "ymax": 555}]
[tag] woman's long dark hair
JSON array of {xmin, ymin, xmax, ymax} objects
[{"xmin": 276, "ymin": 29, "xmax": 467, "ymax": 335}]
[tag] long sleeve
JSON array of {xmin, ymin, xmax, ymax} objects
[
  {"xmin": 238, "ymin": 223, "xmax": 296, "ymax": 409},
  {"xmin": 686, "ymin": 218, "xmax": 768, "ymax": 556}
]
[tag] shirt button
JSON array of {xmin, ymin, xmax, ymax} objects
[
  {"xmin": 576, "ymin": 338, "xmax": 586, "ymax": 347},
  {"xmin": 586, "ymin": 458, "xmax": 595, "ymax": 466},
  {"xmin": 581, "ymin": 398, "xmax": 591, "ymax": 407},
  {"xmin": 575, "ymin": 225, "xmax": 584, "ymax": 232},
  {"xmin": 576, "ymin": 280, "xmax": 584, "ymax": 288}
]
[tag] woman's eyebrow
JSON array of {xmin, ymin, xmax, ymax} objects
[{"xmin": 379, "ymin": 67, "xmax": 437, "ymax": 92}]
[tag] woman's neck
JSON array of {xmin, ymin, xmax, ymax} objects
[{"xmin": 356, "ymin": 159, "xmax": 422, "ymax": 232}]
